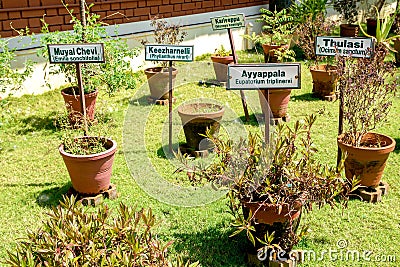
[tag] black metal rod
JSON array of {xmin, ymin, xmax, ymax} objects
[
  {"xmin": 228, "ymin": 28, "xmax": 250, "ymax": 122},
  {"xmin": 169, "ymin": 60, "xmax": 173, "ymax": 154},
  {"xmin": 264, "ymin": 90, "xmax": 270, "ymax": 145}
]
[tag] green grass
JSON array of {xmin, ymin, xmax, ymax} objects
[{"xmin": 0, "ymin": 50, "xmax": 399, "ymax": 266}]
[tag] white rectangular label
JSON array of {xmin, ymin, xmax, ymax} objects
[
  {"xmin": 227, "ymin": 64, "xmax": 301, "ymax": 90},
  {"xmin": 210, "ymin": 14, "xmax": 245, "ymax": 30},
  {"xmin": 145, "ymin": 44, "xmax": 194, "ymax": 62},
  {"xmin": 48, "ymin": 43, "xmax": 105, "ymax": 63},
  {"xmin": 315, "ymin": 36, "xmax": 374, "ymax": 58}
]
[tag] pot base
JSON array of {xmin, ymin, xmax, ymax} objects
[
  {"xmin": 350, "ymin": 181, "xmax": 389, "ymax": 203},
  {"xmin": 66, "ymin": 183, "xmax": 118, "ymax": 206}
]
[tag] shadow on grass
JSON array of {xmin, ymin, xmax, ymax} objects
[
  {"xmin": 129, "ymin": 95, "xmax": 152, "ymax": 106},
  {"xmin": 393, "ymin": 138, "xmax": 400, "ymax": 154},
  {"xmin": 239, "ymin": 113, "xmax": 261, "ymax": 126},
  {"xmin": 36, "ymin": 183, "xmax": 71, "ymax": 208},
  {"xmin": 291, "ymin": 93, "xmax": 320, "ymax": 102},
  {"xmin": 172, "ymin": 227, "xmax": 248, "ymax": 266},
  {"xmin": 18, "ymin": 112, "xmax": 59, "ymax": 135}
]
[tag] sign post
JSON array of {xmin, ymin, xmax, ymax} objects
[
  {"xmin": 48, "ymin": 43, "xmax": 105, "ymax": 136},
  {"xmin": 227, "ymin": 63, "xmax": 301, "ymax": 143},
  {"xmin": 145, "ymin": 44, "xmax": 194, "ymax": 153},
  {"xmin": 315, "ymin": 36, "xmax": 374, "ymax": 167},
  {"xmin": 211, "ymin": 14, "xmax": 250, "ymax": 121}
]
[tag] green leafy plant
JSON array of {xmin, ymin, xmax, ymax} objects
[
  {"xmin": 332, "ymin": 0, "xmax": 360, "ymax": 24},
  {"xmin": 244, "ymin": 8, "xmax": 293, "ymax": 46},
  {"xmin": 37, "ymin": 2, "xmax": 140, "ymax": 95},
  {"xmin": 336, "ymin": 47, "xmax": 398, "ymax": 147},
  {"xmin": 212, "ymin": 45, "xmax": 231, "ymax": 57},
  {"xmin": 178, "ymin": 115, "xmax": 355, "ymax": 252},
  {"xmin": 5, "ymin": 196, "xmax": 198, "ymax": 266},
  {"xmin": 289, "ymin": 0, "xmax": 328, "ymax": 24},
  {"xmin": 0, "ymin": 38, "xmax": 33, "ymax": 94},
  {"xmin": 359, "ymin": 7, "xmax": 400, "ymax": 54}
]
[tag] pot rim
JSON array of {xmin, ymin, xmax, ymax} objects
[
  {"xmin": 144, "ymin": 66, "xmax": 178, "ymax": 73},
  {"xmin": 61, "ymin": 87, "xmax": 98, "ymax": 97},
  {"xmin": 337, "ymin": 132, "xmax": 396, "ymax": 152},
  {"xmin": 59, "ymin": 136, "xmax": 117, "ymax": 159},
  {"xmin": 177, "ymin": 102, "xmax": 225, "ymax": 117}
]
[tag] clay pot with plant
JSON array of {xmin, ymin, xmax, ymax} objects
[
  {"xmin": 177, "ymin": 102, "xmax": 224, "ymax": 153},
  {"xmin": 59, "ymin": 133, "xmax": 117, "ymax": 195},
  {"xmin": 178, "ymin": 115, "xmax": 355, "ymax": 262},
  {"xmin": 336, "ymin": 46, "xmax": 397, "ymax": 188},
  {"xmin": 210, "ymin": 45, "xmax": 235, "ymax": 83},
  {"xmin": 142, "ymin": 16, "xmax": 187, "ymax": 101},
  {"xmin": 38, "ymin": 3, "xmax": 139, "ymax": 125},
  {"xmin": 244, "ymin": 7, "xmax": 293, "ymax": 63},
  {"xmin": 294, "ymin": 13, "xmax": 338, "ymax": 99},
  {"xmin": 332, "ymin": 0, "xmax": 360, "ymax": 37}
]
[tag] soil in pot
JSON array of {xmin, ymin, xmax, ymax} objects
[
  {"xmin": 145, "ymin": 67, "xmax": 177, "ymax": 100},
  {"xmin": 262, "ymin": 44, "xmax": 289, "ymax": 63},
  {"xmin": 310, "ymin": 64, "xmax": 337, "ymax": 98},
  {"xmin": 337, "ymin": 132, "xmax": 396, "ymax": 187},
  {"xmin": 211, "ymin": 55, "xmax": 234, "ymax": 82},
  {"xmin": 178, "ymin": 103, "xmax": 224, "ymax": 151},
  {"xmin": 258, "ymin": 89, "xmax": 291, "ymax": 118},
  {"xmin": 61, "ymin": 87, "xmax": 98, "ymax": 125},
  {"xmin": 59, "ymin": 137, "xmax": 117, "ymax": 195},
  {"xmin": 340, "ymin": 24, "xmax": 359, "ymax": 37}
]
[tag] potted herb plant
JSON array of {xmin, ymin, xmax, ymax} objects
[
  {"xmin": 177, "ymin": 101, "xmax": 224, "ymax": 154},
  {"xmin": 178, "ymin": 115, "xmax": 354, "ymax": 262},
  {"xmin": 258, "ymin": 47, "xmax": 296, "ymax": 121},
  {"xmin": 244, "ymin": 8, "xmax": 293, "ymax": 63},
  {"xmin": 210, "ymin": 45, "xmax": 234, "ymax": 83},
  {"xmin": 332, "ymin": 0, "xmax": 360, "ymax": 37},
  {"xmin": 336, "ymin": 47, "xmax": 397, "ymax": 187},
  {"xmin": 38, "ymin": 3, "xmax": 139, "ymax": 124},
  {"xmin": 142, "ymin": 16, "xmax": 187, "ymax": 101},
  {"xmin": 294, "ymin": 13, "xmax": 338, "ymax": 99},
  {"xmin": 59, "ymin": 130, "xmax": 117, "ymax": 194}
]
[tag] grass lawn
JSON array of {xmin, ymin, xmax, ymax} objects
[{"xmin": 0, "ymin": 50, "xmax": 399, "ymax": 266}]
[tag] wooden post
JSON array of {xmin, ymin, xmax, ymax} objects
[
  {"xmin": 228, "ymin": 28, "xmax": 250, "ymax": 122},
  {"xmin": 168, "ymin": 60, "xmax": 173, "ymax": 153},
  {"xmin": 76, "ymin": 63, "xmax": 88, "ymax": 136},
  {"xmin": 337, "ymin": 85, "xmax": 344, "ymax": 168},
  {"xmin": 264, "ymin": 90, "xmax": 270, "ymax": 145}
]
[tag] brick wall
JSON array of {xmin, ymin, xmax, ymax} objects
[{"xmin": 0, "ymin": 0, "xmax": 266, "ymax": 37}]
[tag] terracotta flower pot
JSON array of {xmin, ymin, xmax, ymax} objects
[
  {"xmin": 262, "ymin": 43, "xmax": 289, "ymax": 63},
  {"xmin": 340, "ymin": 24, "xmax": 359, "ymax": 37},
  {"xmin": 144, "ymin": 67, "xmax": 177, "ymax": 100},
  {"xmin": 61, "ymin": 87, "xmax": 98, "ymax": 125},
  {"xmin": 59, "ymin": 137, "xmax": 117, "ymax": 194},
  {"xmin": 210, "ymin": 55, "xmax": 234, "ymax": 82},
  {"xmin": 393, "ymin": 38, "xmax": 400, "ymax": 67},
  {"xmin": 337, "ymin": 132, "xmax": 396, "ymax": 187},
  {"xmin": 242, "ymin": 201, "xmax": 302, "ymax": 225},
  {"xmin": 178, "ymin": 103, "xmax": 224, "ymax": 150},
  {"xmin": 258, "ymin": 89, "xmax": 291, "ymax": 118},
  {"xmin": 310, "ymin": 64, "xmax": 338, "ymax": 98}
]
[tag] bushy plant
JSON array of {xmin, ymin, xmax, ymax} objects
[
  {"xmin": 178, "ymin": 115, "xmax": 355, "ymax": 252},
  {"xmin": 332, "ymin": 0, "xmax": 360, "ymax": 24},
  {"xmin": 336, "ymin": 48, "xmax": 398, "ymax": 147},
  {"xmin": 212, "ymin": 45, "xmax": 231, "ymax": 57},
  {"xmin": 0, "ymin": 38, "xmax": 33, "ymax": 94},
  {"xmin": 294, "ymin": 13, "xmax": 336, "ymax": 63},
  {"xmin": 37, "ymin": 2, "xmax": 140, "ymax": 95},
  {"xmin": 244, "ymin": 8, "xmax": 293, "ymax": 46},
  {"xmin": 5, "ymin": 196, "xmax": 198, "ymax": 266},
  {"xmin": 141, "ymin": 15, "xmax": 187, "ymax": 68},
  {"xmin": 289, "ymin": 0, "xmax": 328, "ymax": 24}
]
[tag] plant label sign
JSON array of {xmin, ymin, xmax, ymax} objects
[
  {"xmin": 227, "ymin": 64, "xmax": 301, "ymax": 90},
  {"xmin": 47, "ymin": 43, "xmax": 105, "ymax": 63},
  {"xmin": 145, "ymin": 44, "xmax": 194, "ymax": 62},
  {"xmin": 315, "ymin": 36, "xmax": 374, "ymax": 58},
  {"xmin": 210, "ymin": 14, "xmax": 245, "ymax": 30}
]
